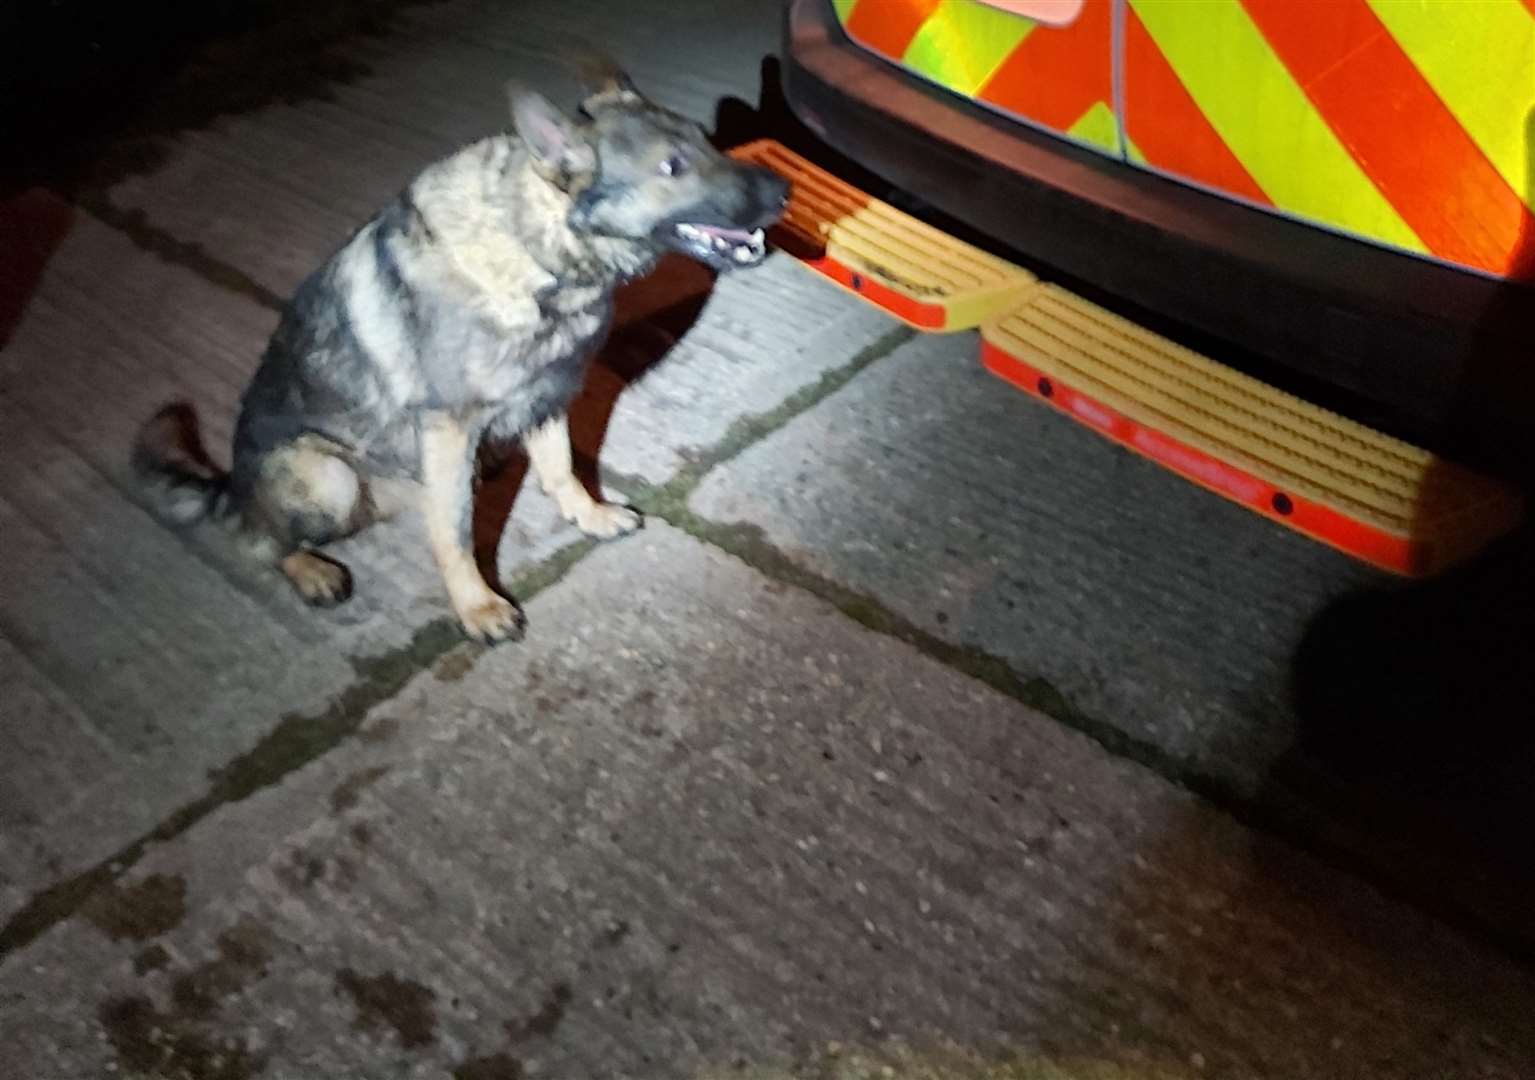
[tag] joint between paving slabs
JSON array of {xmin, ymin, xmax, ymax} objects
[
  {"xmin": 580, "ymin": 320, "xmax": 1255, "ymax": 825},
  {"xmin": 63, "ymin": 203, "xmax": 1520, "ymax": 967},
  {"xmin": 625, "ymin": 499, "xmax": 1535, "ymax": 970},
  {"xmin": 74, "ymin": 191, "xmax": 286, "ymax": 313},
  {"xmin": 0, "ymin": 314, "xmax": 911, "ymax": 960},
  {"xmin": 600, "ymin": 322, "xmax": 918, "ymax": 512},
  {"xmin": 14, "ymin": 210, "xmax": 1528, "ymax": 970}
]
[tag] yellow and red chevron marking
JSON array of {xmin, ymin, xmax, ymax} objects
[
  {"xmin": 1128, "ymin": 0, "xmax": 1535, "ymax": 280},
  {"xmin": 977, "ymin": 0, "xmax": 1116, "ymax": 151},
  {"xmin": 840, "ymin": 0, "xmax": 1120, "ymax": 152},
  {"xmin": 1234, "ymin": 0, "xmax": 1532, "ymax": 276},
  {"xmin": 1121, "ymin": 6, "xmax": 1269, "ymax": 206},
  {"xmin": 832, "ymin": 0, "xmax": 1535, "ymax": 281}
]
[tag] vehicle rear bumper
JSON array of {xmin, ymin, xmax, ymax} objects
[{"xmin": 780, "ymin": 0, "xmax": 1534, "ymax": 468}]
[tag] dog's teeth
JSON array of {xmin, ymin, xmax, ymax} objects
[{"xmin": 676, "ymin": 222, "xmax": 765, "ymax": 262}]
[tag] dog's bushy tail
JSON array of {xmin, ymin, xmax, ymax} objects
[{"xmin": 132, "ymin": 403, "xmax": 231, "ymax": 527}]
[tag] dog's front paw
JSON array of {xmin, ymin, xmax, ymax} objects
[
  {"xmin": 282, "ymin": 551, "xmax": 353, "ymax": 607},
  {"xmin": 573, "ymin": 501, "xmax": 643, "ymax": 540},
  {"xmin": 456, "ymin": 593, "xmax": 526, "ymax": 645}
]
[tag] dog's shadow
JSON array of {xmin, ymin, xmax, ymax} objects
[{"xmin": 471, "ymin": 253, "xmax": 717, "ymax": 574}]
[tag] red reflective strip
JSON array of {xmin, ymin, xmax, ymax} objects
[
  {"xmin": 980, "ymin": 340, "xmax": 1422, "ymax": 574},
  {"xmin": 809, "ymin": 254, "xmax": 947, "ymax": 328},
  {"xmin": 1123, "ymin": 8, "xmax": 1272, "ymax": 205},
  {"xmin": 1242, "ymin": 0, "xmax": 1535, "ymax": 277},
  {"xmin": 844, "ymin": 0, "xmax": 941, "ymax": 60},
  {"xmin": 976, "ymin": 0, "xmax": 1111, "ymax": 131}
]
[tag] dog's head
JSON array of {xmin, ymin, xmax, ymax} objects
[{"xmin": 509, "ymin": 65, "xmax": 789, "ymax": 273}]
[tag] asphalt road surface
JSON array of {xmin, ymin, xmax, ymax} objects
[{"xmin": 3, "ymin": 2, "xmax": 1534, "ymax": 1077}]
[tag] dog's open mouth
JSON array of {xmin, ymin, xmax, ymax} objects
[{"xmin": 674, "ymin": 223, "xmax": 767, "ymax": 266}]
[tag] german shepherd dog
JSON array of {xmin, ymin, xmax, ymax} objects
[{"xmin": 133, "ymin": 65, "xmax": 788, "ymax": 643}]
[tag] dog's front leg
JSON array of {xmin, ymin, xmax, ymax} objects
[
  {"xmin": 420, "ymin": 412, "xmax": 525, "ymax": 643},
  {"xmin": 523, "ymin": 413, "xmax": 642, "ymax": 539}
]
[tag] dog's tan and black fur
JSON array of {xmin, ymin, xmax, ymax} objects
[{"xmin": 134, "ymin": 65, "xmax": 787, "ymax": 642}]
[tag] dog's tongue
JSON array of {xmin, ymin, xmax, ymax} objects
[{"xmin": 694, "ymin": 224, "xmax": 754, "ymax": 243}]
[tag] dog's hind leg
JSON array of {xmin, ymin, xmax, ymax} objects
[
  {"xmin": 421, "ymin": 412, "xmax": 525, "ymax": 643},
  {"xmin": 244, "ymin": 436, "xmax": 368, "ymax": 606},
  {"xmin": 523, "ymin": 413, "xmax": 641, "ymax": 539}
]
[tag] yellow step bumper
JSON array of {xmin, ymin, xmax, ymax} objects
[
  {"xmin": 730, "ymin": 139, "xmax": 1034, "ymax": 331},
  {"xmin": 739, "ymin": 140, "xmax": 1522, "ymax": 574},
  {"xmin": 980, "ymin": 286, "xmax": 1521, "ymax": 574}
]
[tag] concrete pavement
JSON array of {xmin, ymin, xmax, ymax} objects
[
  {"xmin": 7, "ymin": 526, "xmax": 1535, "ymax": 1078},
  {"xmin": 2, "ymin": 1, "xmax": 1533, "ymax": 1076}
]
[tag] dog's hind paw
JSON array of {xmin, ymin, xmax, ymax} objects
[
  {"xmin": 456, "ymin": 593, "xmax": 526, "ymax": 645},
  {"xmin": 573, "ymin": 501, "xmax": 643, "ymax": 540},
  {"xmin": 282, "ymin": 551, "xmax": 353, "ymax": 607}
]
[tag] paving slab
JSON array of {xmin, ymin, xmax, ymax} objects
[
  {"xmin": 2, "ymin": 525, "xmax": 1530, "ymax": 1080},
  {"xmin": 686, "ymin": 331, "xmax": 1535, "ymax": 950},
  {"xmin": 690, "ymin": 331, "xmax": 1375, "ymax": 792}
]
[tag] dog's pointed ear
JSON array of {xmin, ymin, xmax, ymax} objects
[
  {"xmin": 508, "ymin": 84, "xmax": 595, "ymax": 188},
  {"xmin": 567, "ymin": 49, "xmax": 640, "ymax": 111}
]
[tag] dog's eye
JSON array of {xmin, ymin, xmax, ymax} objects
[{"xmin": 659, "ymin": 155, "xmax": 688, "ymax": 178}]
